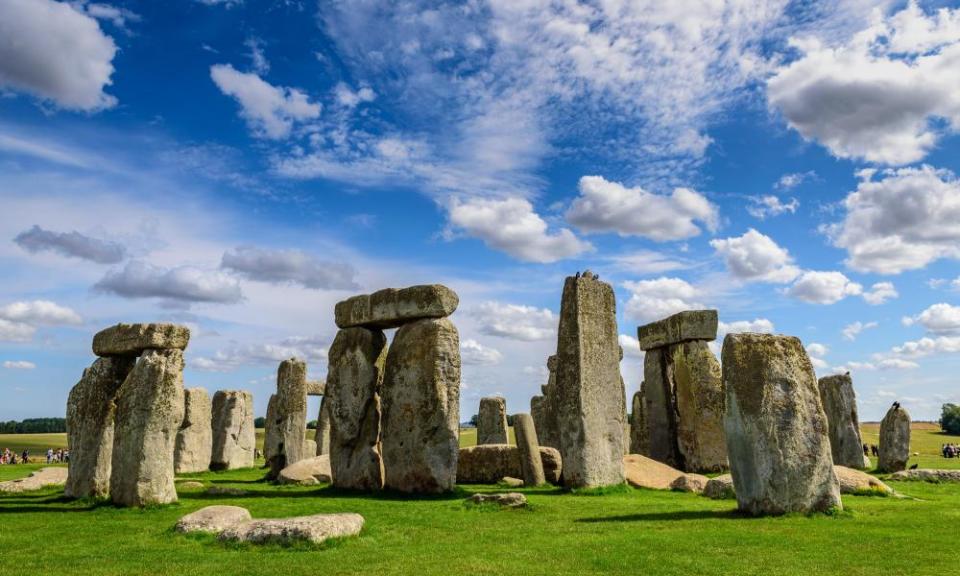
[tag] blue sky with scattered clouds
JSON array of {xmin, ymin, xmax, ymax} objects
[{"xmin": 1, "ymin": 0, "xmax": 959, "ymax": 422}]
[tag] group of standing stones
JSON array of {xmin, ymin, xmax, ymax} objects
[
  {"xmin": 325, "ymin": 284, "xmax": 461, "ymax": 493},
  {"xmin": 262, "ymin": 359, "xmax": 326, "ymax": 477}
]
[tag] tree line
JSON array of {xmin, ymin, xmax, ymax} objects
[
  {"xmin": 941, "ymin": 404, "xmax": 960, "ymax": 435},
  {"xmin": 0, "ymin": 418, "xmax": 67, "ymax": 434}
]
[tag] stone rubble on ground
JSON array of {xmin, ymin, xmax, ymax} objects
[
  {"xmin": 468, "ymin": 492, "xmax": 527, "ymax": 508},
  {"xmin": 175, "ymin": 505, "xmax": 252, "ymax": 534}
]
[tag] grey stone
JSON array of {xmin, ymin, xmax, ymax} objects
[
  {"xmin": 889, "ymin": 469, "xmax": 960, "ymax": 482},
  {"xmin": 174, "ymin": 387, "xmax": 212, "ymax": 474},
  {"xmin": 530, "ymin": 395, "xmax": 547, "ymax": 449},
  {"xmin": 269, "ymin": 359, "xmax": 309, "ymax": 476},
  {"xmin": 278, "ymin": 455, "xmax": 332, "ymax": 485},
  {"xmin": 671, "ymin": 341, "xmax": 727, "ymax": 473},
  {"xmin": 637, "ymin": 310, "xmax": 718, "ymax": 351},
  {"xmin": 326, "ymin": 327, "xmax": 387, "ymax": 490},
  {"xmin": 642, "ymin": 347, "xmax": 682, "ymax": 468},
  {"xmin": 513, "ymin": 413, "xmax": 545, "ymax": 486},
  {"xmin": 834, "ymin": 465, "xmax": 893, "ymax": 494},
  {"xmin": 0, "ymin": 467, "xmax": 68, "ymax": 493},
  {"xmin": 622, "ymin": 454, "xmax": 685, "ymax": 490},
  {"xmin": 457, "ymin": 445, "xmax": 562, "ymax": 485},
  {"xmin": 670, "ymin": 473, "xmax": 709, "ymax": 494},
  {"xmin": 263, "ymin": 393, "xmax": 280, "ymax": 465},
  {"xmin": 210, "ymin": 390, "xmax": 256, "ymax": 470},
  {"xmin": 722, "ymin": 333, "xmax": 841, "ymax": 516},
  {"xmin": 535, "ymin": 355, "xmax": 561, "ymax": 450},
  {"xmin": 878, "ymin": 404, "xmax": 911, "ymax": 473},
  {"xmin": 175, "ymin": 505, "xmax": 251, "ymax": 534},
  {"xmin": 477, "ymin": 397, "xmax": 508, "ymax": 445},
  {"xmin": 218, "ymin": 513, "xmax": 364, "ymax": 545},
  {"xmin": 468, "ymin": 492, "xmax": 527, "ymax": 508},
  {"xmin": 93, "ymin": 323, "xmax": 190, "ymax": 357},
  {"xmin": 818, "ymin": 373, "xmax": 866, "ymax": 469},
  {"xmin": 334, "ymin": 284, "xmax": 459, "ymax": 329},
  {"xmin": 500, "ymin": 476, "xmax": 524, "ymax": 487},
  {"xmin": 305, "ymin": 379, "xmax": 325, "ymax": 396},
  {"xmin": 554, "ymin": 273, "xmax": 625, "ymax": 488},
  {"xmin": 629, "ymin": 387, "xmax": 649, "ymax": 456},
  {"xmin": 315, "ymin": 396, "xmax": 331, "ymax": 456},
  {"xmin": 382, "ymin": 318, "xmax": 461, "ymax": 493},
  {"xmin": 704, "ymin": 474, "xmax": 736, "ymax": 499},
  {"xmin": 110, "ymin": 349, "xmax": 185, "ymax": 507},
  {"xmin": 302, "ymin": 439, "xmax": 317, "ymax": 456}
]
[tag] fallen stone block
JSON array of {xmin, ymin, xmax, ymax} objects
[
  {"xmin": 623, "ymin": 454, "xmax": 684, "ymax": 490},
  {"xmin": 889, "ymin": 469, "xmax": 960, "ymax": 483},
  {"xmin": 834, "ymin": 466, "xmax": 893, "ymax": 494},
  {"xmin": 468, "ymin": 493, "xmax": 527, "ymax": 508},
  {"xmin": 278, "ymin": 455, "xmax": 332, "ymax": 485},
  {"xmin": 218, "ymin": 513, "xmax": 364, "ymax": 545},
  {"xmin": 175, "ymin": 505, "xmax": 252, "ymax": 534},
  {"xmin": 0, "ymin": 467, "xmax": 68, "ymax": 493}
]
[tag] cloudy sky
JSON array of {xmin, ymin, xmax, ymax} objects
[{"xmin": 1, "ymin": 0, "xmax": 959, "ymax": 422}]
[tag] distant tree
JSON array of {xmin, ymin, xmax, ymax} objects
[
  {"xmin": 941, "ymin": 404, "xmax": 960, "ymax": 435},
  {"xmin": 306, "ymin": 420, "xmax": 317, "ymax": 429},
  {"xmin": 506, "ymin": 414, "xmax": 516, "ymax": 427},
  {"xmin": 254, "ymin": 417, "xmax": 266, "ymax": 428},
  {"xmin": 468, "ymin": 414, "xmax": 478, "ymax": 427},
  {"xmin": 0, "ymin": 418, "xmax": 66, "ymax": 433}
]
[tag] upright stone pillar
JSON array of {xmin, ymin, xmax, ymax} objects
[
  {"xmin": 210, "ymin": 390, "xmax": 256, "ymax": 470},
  {"xmin": 554, "ymin": 271, "xmax": 625, "ymax": 488},
  {"xmin": 536, "ymin": 355, "xmax": 561, "ymax": 449},
  {"xmin": 315, "ymin": 396, "xmax": 331, "ymax": 456},
  {"xmin": 630, "ymin": 386, "xmax": 649, "ymax": 456},
  {"xmin": 263, "ymin": 394, "xmax": 280, "ymax": 465},
  {"xmin": 879, "ymin": 403, "xmax": 911, "ymax": 473},
  {"xmin": 513, "ymin": 413, "xmax": 545, "ymax": 486},
  {"xmin": 174, "ymin": 387, "xmax": 213, "ymax": 474},
  {"xmin": 270, "ymin": 358, "xmax": 308, "ymax": 476},
  {"xmin": 477, "ymin": 397, "xmax": 508, "ymax": 445},
  {"xmin": 818, "ymin": 373, "xmax": 866, "ymax": 469}
]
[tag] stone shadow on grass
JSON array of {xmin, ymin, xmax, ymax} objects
[{"xmin": 575, "ymin": 509, "xmax": 743, "ymax": 523}]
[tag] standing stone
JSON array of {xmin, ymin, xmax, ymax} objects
[
  {"xmin": 315, "ymin": 396, "xmax": 331, "ymax": 456},
  {"xmin": 818, "ymin": 373, "xmax": 866, "ymax": 469},
  {"xmin": 878, "ymin": 403, "xmax": 911, "ymax": 473},
  {"xmin": 643, "ymin": 347, "xmax": 682, "ymax": 468},
  {"xmin": 326, "ymin": 327, "xmax": 387, "ymax": 490},
  {"xmin": 477, "ymin": 397, "xmax": 508, "ymax": 445},
  {"xmin": 210, "ymin": 390, "xmax": 256, "ymax": 470},
  {"xmin": 513, "ymin": 413, "xmax": 545, "ymax": 486},
  {"xmin": 263, "ymin": 394, "xmax": 280, "ymax": 465},
  {"xmin": 722, "ymin": 333, "xmax": 841, "ymax": 516},
  {"xmin": 530, "ymin": 395, "xmax": 546, "ymax": 446},
  {"xmin": 630, "ymin": 387, "xmax": 649, "ymax": 456},
  {"xmin": 110, "ymin": 349, "xmax": 185, "ymax": 506},
  {"xmin": 175, "ymin": 387, "xmax": 213, "ymax": 474},
  {"xmin": 671, "ymin": 341, "xmax": 726, "ymax": 472},
  {"xmin": 65, "ymin": 356, "xmax": 135, "ymax": 498},
  {"xmin": 554, "ymin": 271, "xmax": 625, "ymax": 488},
  {"xmin": 270, "ymin": 359, "xmax": 308, "ymax": 476},
  {"xmin": 537, "ymin": 355, "xmax": 561, "ymax": 450},
  {"xmin": 382, "ymin": 318, "xmax": 461, "ymax": 493}
]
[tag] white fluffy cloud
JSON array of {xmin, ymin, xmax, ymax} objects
[
  {"xmin": 191, "ymin": 334, "xmax": 328, "ymax": 372},
  {"xmin": 618, "ymin": 334, "xmax": 645, "ymax": 359},
  {"xmin": 806, "ymin": 342, "xmax": 829, "ymax": 370},
  {"xmin": 468, "ymin": 301, "xmax": 556, "ymax": 341},
  {"xmin": 746, "ymin": 195, "xmax": 799, "ymax": 220},
  {"xmin": 768, "ymin": 2, "xmax": 960, "ymax": 165},
  {"xmin": 446, "ymin": 197, "xmax": 591, "ymax": 263},
  {"xmin": 862, "ymin": 282, "xmax": 899, "ymax": 305},
  {"xmin": 718, "ymin": 318, "xmax": 775, "ymax": 337},
  {"xmin": 776, "ymin": 171, "xmax": 816, "ymax": 190},
  {"xmin": 786, "ymin": 270, "xmax": 863, "ymax": 304},
  {"xmin": 221, "ymin": 246, "xmax": 358, "ymax": 290},
  {"xmin": 95, "ymin": 261, "xmax": 243, "ymax": 305},
  {"xmin": 623, "ymin": 277, "xmax": 704, "ymax": 324},
  {"xmin": 842, "ymin": 320, "xmax": 878, "ymax": 341},
  {"xmin": 903, "ymin": 303, "xmax": 960, "ymax": 334},
  {"xmin": 567, "ymin": 176, "xmax": 717, "ymax": 241},
  {"xmin": 3, "ymin": 360, "xmax": 36, "ymax": 370},
  {"xmin": 210, "ymin": 64, "xmax": 321, "ymax": 139},
  {"xmin": 710, "ymin": 229, "xmax": 800, "ymax": 283},
  {"xmin": 460, "ymin": 339, "xmax": 503, "ymax": 366},
  {"xmin": 0, "ymin": 300, "xmax": 82, "ymax": 342},
  {"xmin": 888, "ymin": 336, "xmax": 960, "ymax": 359}
]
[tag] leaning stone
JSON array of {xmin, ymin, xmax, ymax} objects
[
  {"xmin": 704, "ymin": 474, "xmax": 736, "ymax": 499},
  {"xmin": 263, "ymin": 393, "xmax": 280, "ymax": 465},
  {"xmin": 818, "ymin": 373, "xmax": 866, "ymax": 469},
  {"xmin": 335, "ymin": 284, "xmax": 459, "ymax": 329},
  {"xmin": 457, "ymin": 445, "xmax": 562, "ymax": 485},
  {"xmin": 0, "ymin": 467, "xmax": 68, "ymax": 493},
  {"xmin": 833, "ymin": 466, "xmax": 893, "ymax": 494},
  {"xmin": 315, "ymin": 396, "xmax": 331, "ymax": 456},
  {"xmin": 477, "ymin": 397, "xmax": 508, "ymax": 445},
  {"xmin": 218, "ymin": 513, "xmax": 364, "ymax": 545},
  {"xmin": 175, "ymin": 505, "xmax": 252, "ymax": 534},
  {"xmin": 210, "ymin": 390, "xmax": 256, "ymax": 471},
  {"xmin": 722, "ymin": 333, "xmax": 841, "ymax": 515},
  {"xmin": 278, "ymin": 455, "xmax": 332, "ymax": 485},
  {"xmin": 637, "ymin": 310, "xmax": 718, "ymax": 351},
  {"xmin": 629, "ymin": 387, "xmax": 649, "ymax": 456},
  {"xmin": 175, "ymin": 388, "xmax": 213, "ymax": 474},
  {"xmin": 269, "ymin": 359, "xmax": 309, "ymax": 477},
  {"xmin": 623, "ymin": 454, "xmax": 685, "ymax": 490},
  {"xmin": 93, "ymin": 323, "xmax": 190, "ymax": 357},
  {"xmin": 878, "ymin": 404, "xmax": 911, "ymax": 473},
  {"xmin": 65, "ymin": 356, "xmax": 135, "ymax": 498},
  {"xmin": 670, "ymin": 473, "xmax": 709, "ymax": 494},
  {"xmin": 513, "ymin": 413, "xmax": 545, "ymax": 487},
  {"xmin": 555, "ymin": 272, "xmax": 625, "ymax": 488},
  {"xmin": 530, "ymin": 395, "xmax": 547, "ymax": 448},
  {"xmin": 468, "ymin": 493, "xmax": 527, "ymax": 508},
  {"xmin": 326, "ymin": 327, "xmax": 387, "ymax": 490},
  {"xmin": 382, "ymin": 318, "xmax": 460, "ymax": 493},
  {"xmin": 110, "ymin": 349, "xmax": 185, "ymax": 507},
  {"xmin": 889, "ymin": 469, "xmax": 960, "ymax": 483}
]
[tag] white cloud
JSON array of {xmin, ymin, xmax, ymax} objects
[
  {"xmin": 446, "ymin": 196, "xmax": 591, "ymax": 263},
  {"xmin": 605, "ymin": 250, "xmax": 688, "ymax": 275},
  {"xmin": 806, "ymin": 342, "xmax": 829, "ymax": 370},
  {"xmin": 460, "ymin": 339, "xmax": 503, "ymax": 366},
  {"xmin": 887, "ymin": 335, "xmax": 960, "ymax": 359},
  {"xmin": 618, "ymin": 334, "xmax": 644, "ymax": 359},
  {"xmin": 0, "ymin": 320, "xmax": 37, "ymax": 343},
  {"xmin": 775, "ymin": 171, "xmax": 816, "ymax": 190},
  {"xmin": 221, "ymin": 246, "xmax": 358, "ymax": 290},
  {"xmin": 0, "ymin": 300, "xmax": 82, "ymax": 325},
  {"xmin": 862, "ymin": 281, "xmax": 898, "ymax": 305},
  {"xmin": 210, "ymin": 64, "xmax": 321, "ymax": 139},
  {"xmin": 746, "ymin": 195, "xmax": 799, "ymax": 220},
  {"xmin": 468, "ymin": 301, "xmax": 556, "ymax": 342},
  {"xmin": 718, "ymin": 318, "xmax": 775, "ymax": 337},
  {"xmin": 191, "ymin": 334, "xmax": 328, "ymax": 372},
  {"xmin": 902, "ymin": 303, "xmax": 960, "ymax": 334},
  {"xmin": 95, "ymin": 261, "xmax": 243, "ymax": 305},
  {"xmin": 623, "ymin": 277, "xmax": 704, "ymax": 324},
  {"xmin": 786, "ymin": 270, "xmax": 863, "ymax": 304},
  {"xmin": 334, "ymin": 83, "xmax": 375, "ymax": 108},
  {"xmin": 842, "ymin": 320, "xmax": 878, "ymax": 341},
  {"xmin": 0, "ymin": 0, "xmax": 117, "ymax": 110},
  {"xmin": 768, "ymin": 2, "xmax": 960, "ymax": 165},
  {"xmin": 567, "ymin": 176, "xmax": 717, "ymax": 241},
  {"xmin": 877, "ymin": 358, "xmax": 920, "ymax": 370},
  {"xmin": 78, "ymin": 3, "xmax": 140, "ymax": 32},
  {"xmin": 244, "ymin": 37, "xmax": 269, "ymax": 75},
  {"xmin": 3, "ymin": 360, "xmax": 36, "ymax": 370},
  {"xmin": 14, "ymin": 225, "xmax": 125, "ymax": 264},
  {"xmin": 710, "ymin": 229, "xmax": 800, "ymax": 283}
]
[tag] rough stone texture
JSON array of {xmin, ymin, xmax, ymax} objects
[
  {"xmin": 206, "ymin": 486, "xmax": 248, "ymax": 496},
  {"xmin": 530, "ymin": 395, "xmax": 547, "ymax": 448},
  {"xmin": 270, "ymin": 359, "xmax": 308, "ymax": 476},
  {"xmin": 670, "ymin": 473, "xmax": 709, "ymax": 494},
  {"xmin": 110, "ymin": 349, "xmax": 185, "ymax": 507},
  {"xmin": 456, "ymin": 445, "xmax": 562, "ymax": 485},
  {"xmin": 177, "ymin": 481, "xmax": 205, "ymax": 490},
  {"xmin": 554, "ymin": 272, "xmax": 625, "ymax": 488},
  {"xmin": 278, "ymin": 455, "xmax": 332, "ymax": 485},
  {"xmin": 315, "ymin": 396, "xmax": 331, "ymax": 456},
  {"xmin": 623, "ymin": 454, "xmax": 685, "ymax": 490},
  {"xmin": 0, "ymin": 467, "xmax": 68, "ymax": 493},
  {"xmin": 513, "ymin": 413, "xmax": 545, "ymax": 487},
  {"xmin": 263, "ymin": 393, "xmax": 280, "ymax": 465},
  {"xmin": 326, "ymin": 327, "xmax": 387, "ymax": 490},
  {"xmin": 303, "ymin": 439, "xmax": 317, "ymax": 456},
  {"xmin": 210, "ymin": 390, "xmax": 256, "ymax": 471},
  {"xmin": 637, "ymin": 310, "xmax": 718, "ymax": 351},
  {"xmin": 535, "ymin": 356, "xmax": 561, "ymax": 449},
  {"xmin": 468, "ymin": 493, "xmax": 527, "ymax": 508},
  {"xmin": 382, "ymin": 317, "xmax": 461, "ymax": 493},
  {"xmin": 834, "ymin": 466, "xmax": 893, "ymax": 494},
  {"xmin": 175, "ymin": 505, "xmax": 252, "ymax": 534},
  {"xmin": 305, "ymin": 380, "xmax": 326, "ymax": 396},
  {"xmin": 65, "ymin": 356, "xmax": 134, "ymax": 499},
  {"xmin": 335, "ymin": 284, "xmax": 459, "ymax": 329},
  {"xmin": 818, "ymin": 373, "xmax": 866, "ymax": 469},
  {"xmin": 704, "ymin": 474, "xmax": 736, "ymax": 499},
  {"xmin": 671, "ymin": 341, "xmax": 727, "ymax": 473},
  {"xmin": 722, "ymin": 333, "xmax": 841, "ymax": 516},
  {"xmin": 174, "ymin": 387, "xmax": 212, "ymax": 474},
  {"xmin": 93, "ymin": 323, "xmax": 190, "ymax": 357},
  {"xmin": 477, "ymin": 397, "xmax": 508, "ymax": 445},
  {"xmin": 643, "ymin": 347, "xmax": 682, "ymax": 469},
  {"xmin": 501, "ymin": 477, "xmax": 524, "ymax": 487},
  {"xmin": 629, "ymin": 387, "xmax": 649, "ymax": 456},
  {"xmin": 889, "ymin": 469, "xmax": 960, "ymax": 482},
  {"xmin": 878, "ymin": 404, "xmax": 911, "ymax": 473},
  {"xmin": 219, "ymin": 513, "xmax": 364, "ymax": 545}
]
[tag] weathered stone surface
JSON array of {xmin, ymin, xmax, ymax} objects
[
  {"xmin": 456, "ymin": 445, "xmax": 562, "ymax": 485},
  {"xmin": 269, "ymin": 359, "xmax": 308, "ymax": 476},
  {"xmin": 93, "ymin": 323, "xmax": 190, "ymax": 357},
  {"xmin": 638, "ymin": 310, "xmax": 718, "ymax": 351},
  {"xmin": 722, "ymin": 333, "xmax": 841, "ymax": 516},
  {"xmin": 305, "ymin": 380, "xmax": 325, "ymax": 396},
  {"xmin": 468, "ymin": 493, "xmax": 527, "ymax": 508},
  {"xmin": 110, "ymin": 349, "xmax": 185, "ymax": 507},
  {"xmin": 643, "ymin": 347, "xmax": 682, "ymax": 469},
  {"xmin": 263, "ymin": 393, "xmax": 280, "ymax": 465},
  {"xmin": 889, "ymin": 469, "xmax": 960, "ymax": 482},
  {"xmin": 315, "ymin": 396, "xmax": 331, "ymax": 456},
  {"xmin": 671, "ymin": 341, "xmax": 727, "ymax": 473},
  {"xmin": 278, "ymin": 455, "xmax": 332, "ymax": 485},
  {"xmin": 206, "ymin": 486, "xmax": 248, "ymax": 496},
  {"xmin": 500, "ymin": 477, "xmax": 524, "ymax": 487},
  {"xmin": 530, "ymin": 395, "xmax": 547, "ymax": 448},
  {"xmin": 174, "ymin": 387, "xmax": 212, "ymax": 474},
  {"xmin": 629, "ymin": 387, "xmax": 649, "ymax": 456},
  {"xmin": 704, "ymin": 474, "xmax": 736, "ymax": 499},
  {"xmin": 219, "ymin": 513, "xmax": 364, "ymax": 545},
  {"xmin": 335, "ymin": 284, "xmax": 459, "ymax": 329},
  {"xmin": 210, "ymin": 390, "xmax": 256, "ymax": 471},
  {"xmin": 834, "ymin": 466, "xmax": 893, "ymax": 494},
  {"xmin": 513, "ymin": 413, "xmax": 545, "ymax": 487},
  {"xmin": 175, "ymin": 505, "xmax": 251, "ymax": 534},
  {"xmin": 555, "ymin": 272, "xmax": 625, "ymax": 488},
  {"xmin": 878, "ymin": 404, "xmax": 911, "ymax": 473},
  {"xmin": 623, "ymin": 454, "xmax": 685, "ymax": 490},
  {"xmin": 670, "ymin": 473, "xmax": 709, "ymax": 494},
  {"xmin": 535, "ymin": 356, "xmax": 561, "ymax": 450},
  {"xmin": 818, "ymin": 373, "xmax": 866, "ymax": 469},
  {"xmin": 177, "ymin": 481, "xmax": 205, "ymax": 490},
  {"xmin": 326, "ymin": 327, "xmax": 387, "ymax": 490},
  {"xmin": 303, "ymin": 439, "xmax": 317, "ymax": 456},
  {"xmin": 382, "ymin": 318, "xmax": 460, "ymax": 493},
  {"xmin": 477, "ymin": 397, "xmax": 508, "ymax": 445},
  {"xmin": 65, "ymin": 356, "xmax": 134, "ymax": 499},
  {"xmin": 0, "ymin": 467, "xmax": 68, "ymax": 493}
]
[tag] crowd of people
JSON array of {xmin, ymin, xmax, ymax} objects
[
  {"xmin": 942, "ymin": 444, "xmax": 959, "ymax": 458},
  {"xmin": 1, "ymin": 447, "xmax": 69, "ymax": 465}
]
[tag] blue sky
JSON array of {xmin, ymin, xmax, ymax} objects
[{"xmin": 1, "ymin": 0, "xmax": 959, "ymax": 422}]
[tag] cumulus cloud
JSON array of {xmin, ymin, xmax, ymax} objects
[
  {"xmin": 468, "ymin": 301, "xmax": 556, "ymax": 341},
  {"xmin": 13, "ymin": 225, "xmax": 125, "ymax": 264},
  {"xmin": 710, "ymin": 229, "xmax": 800, "ymax": 283},
  {"xmin": 244, "ymin": 37, "xmax": 269, "ymax": 75},
  {"xmin": 806, "ymin": 342, "xmax": 829, "ymax": 370},
  {"xmin": 460, "ymin": 339, "xmax": 503, "ymax": 366},
  {"xmin": 786, "ymin": 270, "xmax": 863, "ymax": 304},
  {"xmin": 192, "ymin": 334, "xmax": 328, "ymax": 372},
  {"xmin": 221, "ymin": 246, "xmax": 359, "ymax": 290},
  {"xmin": 3, "ymin": 360, "xmax": 36, "ymax": 370},
  {"xmin": 334, "ymin": 83, "xmax": 375, "ymax": 109},
  {"xmin": 718, "ymin": 318, "xmax": 775, "ymax": 337},
  {"xmin": 0, "ymin": 0, "xmax": 117, "ymax": 110},
  {"xmin": 566, "ymin": 176, "xmax": 717, "ymax": 241},
  {"xmin": 902, "ymin": 303, "xmax": 960, "ymax": 334},
  {"xmin": 604, "ymin": 250, "xmax": 688, "ymax": 275},
  {"xmin": 446, "ymin": 196, "xmax": 591, "ymax": 263},
  {"xmin": 618, "ymin": 334, "xmax": 644, "ymax": 359},
  {"xmin": 95, "ymin": 261, "xmax": 243, "ymax": 305},
  {"xmin": 0, "ymin": 300, "xmax": 82, "ymax": 342},
  {"xmin": 775, "ymin": 171, "xmax": 816, "ymax": 190},
  {"xmin": 622, "ymin": 277, "xmax": 704, "ymax": 324},
  {"xmin": 210, "ymin": 64, "xmax": 321, "ymax": 139},
  {"xmin": 842, "ymin": 320, "xmax": 878, "ymax": 341},
  {"xmin": 886, "ymin": 335, "xmax": 960, "ymax": 359},
  {"xmin": 746, "ymin": 195, "xmax": 799, "ymax": 220},
  {"xmin": 862, "ymin": 281, "xmax": 898, "ymax": 305}
]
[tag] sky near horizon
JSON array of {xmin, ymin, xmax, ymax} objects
[{"xmin": 1, "ymin": 0, "xmax": 959, "ymax": 423}]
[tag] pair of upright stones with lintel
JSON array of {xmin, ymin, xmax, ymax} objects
[
  {"xmin": 66, "ymin": 323, "xmax": 189, "ymax": 507},
  {"xmin": 174, "ymin": 387, "xmax": 255, "ymax": 473},
  {"xmin": 326, "ymin": 285, "xmax": 461, "ymax": 493},
  {"xmin": 263, "ymin": 360, "xmax": 326, "ymax": 477}
]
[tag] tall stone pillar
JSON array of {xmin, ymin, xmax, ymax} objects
[
  {"xmin": 879, "ymin": 403, "xmax": 911, "ymax": 472},
  {"xmin": 818, "ymin": 373, "xmax": 866, "ymax": 469},
  {"xmin": 315, "ymin": 396, "xmax": 331, "ymax": 456},
  {"xmin": 477, "ymin": 397, "xmax": 508, "ymax": 445},
  {"xmin": 629, "ymin": 386, "xmax": 649, "ymax": 456},
  {"xmin": 269, "ymin": 358, "xmax": 308, "ymax": 476},
  {"xmin": 210, "ymin": 390, "xmax": 256, "ymax": 470},
  {"xmin": 174, "ymin": 387, "xmax": 213, "ymax": 474}
]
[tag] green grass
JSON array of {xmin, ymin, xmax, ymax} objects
[{"xmin": 861, "ymin": 422, "xmax": 960, "ymax": 470}]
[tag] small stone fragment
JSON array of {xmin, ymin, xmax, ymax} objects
[
  {"xmin": 500, "ymin": 477, "xmax": 524, "ymax": 487},
  {"xmin": 93, "ymin": 323, "xmax": 190, "ymax": 357},
  {"xmin": 670, "ymin": 473, "xmax": 709, "ymax": 494},
  {"xmin": 704, "ymin": 474, "xmax": 736, "ymax": 500},
  {"xmin": 175, "ymin": 505, "xmax": 252, "ymax": 534},
  {"xmin": 177, "ymin": 481, "xmax": 205, "ymax": 490}
]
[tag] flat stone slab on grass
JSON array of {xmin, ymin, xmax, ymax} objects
[
  {"xmin": 278, "ymin": 455, "xmax": 332, "ymax": 485},
  {"xmin": 218, "ymin": 513, "xmax": 364, "ymax": 545},
  {"xmin": 637, "ymin": 310, "xmax": 718, "ymax": 351},
  {"xmin": 889, "ymin": 469, "xmax": 960, "ymax": 483},
  {"xmin": 335, "ymin": 285, "xmax": 458, "ymax": 329},
  {"xmin": 176, "ymin": 481, "xmax": 205, "ymax": 490},
  {"xmin": 468, "ymin": 493, "xmax": 527, "ymax": 508},
  {"xmin": 93, "ymin": 323, "xmax": 190, "ymax": 356},
  {"xmin": 176, "ymin": 505, "xmax": 252, "ymax": 534},
  {"xmin": 834, "ymin": 466, "xmax": 893, "ymax": 495},
  {"xmin": 623, "ymin": 454, "xmax": 685, "ymax": 490},
  {"xmin": 0, "ymin": 467, "xmax": 68, "ymax": 493}
]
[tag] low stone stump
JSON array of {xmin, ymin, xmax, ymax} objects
[
  {"xmin": 704, "ymin": 474, "xmax": 735, "ymax": 500},
  {"xmin": 623, "ymin": 454, "xmax": 685, "ymax": 490},
  {"xmin": 218, "ymin": 513, "xmax": 365, "ymax": 545},
  {"xmin": 175, "ymin": 505, "xmax": 252, "ymax": 534},
  {"xmin": 0, "ymin": 467, "xmax": 68, "ymax": 493},
  {"xmin": 834, "ymin": 466, "xmax": 893, "ymax": 494},
  {"xmin": 457, "ymin": 445, "xmax": 562, "ymax": 485},
  {"xmin": 468, "ymin": 493, "xmax": 527, "ymax": 508},
  {"xmin": 889, "ymin": 469, "xmax": 960, "ymax": 483},
  {"xmin": 177, "ymin": 481, "xmax": 205, "ymax": 490},
  {"xmin": 278, "ymin": 455, "xmax": 332, "ymax": 485},
  {"xmin": 670, "ymin": 473, "xmax": 709, "ymax": 494}
]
